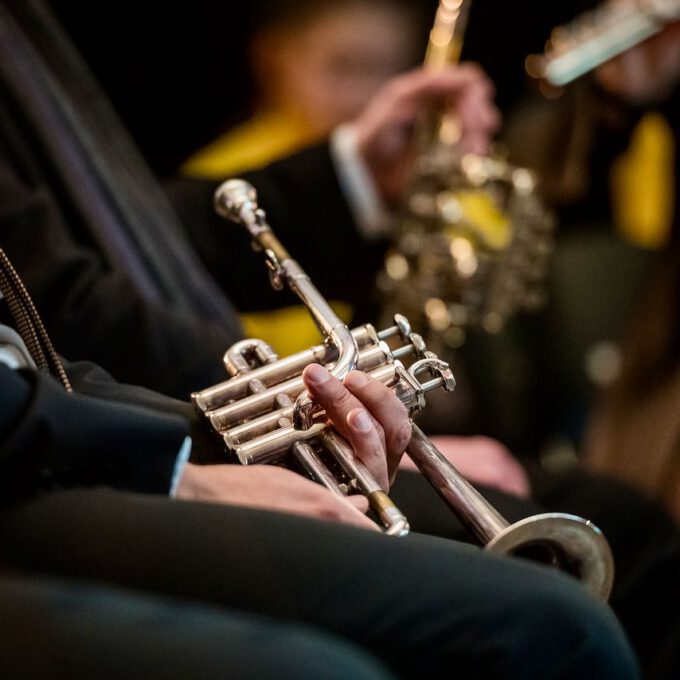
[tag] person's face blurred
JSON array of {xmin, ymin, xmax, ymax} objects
[{"xmin": 254, "ymin": 3, "xmax": 420, "ymax": 135}]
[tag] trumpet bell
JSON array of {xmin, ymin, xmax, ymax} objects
[{"xmin": 486, "ymin": 513, "xmax": 614, "ymax": 601}]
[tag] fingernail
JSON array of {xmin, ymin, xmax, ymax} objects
[
  {"xmin": 345, "ymin": 371, "xmax": 369, "ymax": 389},
  {"xmin": 305, "ymin": 364, "xmax": 331, "ymax": 386},
  {"xmin": 349, "ymin": 409, "xmax": 372, "ymax": 432}
]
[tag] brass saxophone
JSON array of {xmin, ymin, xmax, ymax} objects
[
  {"xmin": 192, "ymin": 178, "xmax": 614, "ymax": 601},
  {"xmin": 379, "ymin": 0, "xmax": 555, "ymax": 349}
]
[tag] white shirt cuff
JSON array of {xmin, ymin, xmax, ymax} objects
[
  {"xmin": 329, "ymin": 124, "xmax": 390, "ymax": 240},
  {"xmin": 0, "ymin": 325, "xmax": 37, "ymax": 370},
  {"xmin": 169, "ymin": 435, "xmax": 193, "ymax": 497}
]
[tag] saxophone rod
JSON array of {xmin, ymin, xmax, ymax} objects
[{"xmin": 425, "ymin": 0, "xmax": 472, "ymax": 69}]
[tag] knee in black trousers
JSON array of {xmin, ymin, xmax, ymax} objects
[
  {"xmin": 0, "ymin": 489, "xmax": 640, "ymax": 680},
  {"xmin": 0, "ymin": 571, "xmax": 393, "ymax": 680}
]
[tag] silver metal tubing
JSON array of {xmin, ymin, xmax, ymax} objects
[
  {"xmin": 406, "ymin": 424, "xmax": 614, "ymax": 600},
  {"xmin": 535, "ymin": 0, "xmax": 680, "ymax": 87},
  {"xmin": 214, "ymin": 180, "xmax": 360, "ymax": 428},
  {"xmin": 210, "ymin": 344, "xmax": 393, "ymax": 432},
  {"xmin": 229, "ymin": 422, "xmax": 325, "ymax": 465},
  {"xmin": 193, "ymin": 324, "xmax": 382, "ymax": 413},
  {"xmin": 228, "ymin": 364, "xmax": 399, "ymax": 461},
  {"xmin": 221, "ymin": 347, "xmax": 421, "ymax": 445},
  {"xmin": 218, "ymin": 343, "xmax": 418, "ymax": 447},
  {"xmin": 292, "ymin": 441, "xmax": 347, "ymax": 498},
  {"xmin": 230, "ymin": 362, "xmax": 453, "ymax": 465},
  {"xmin": 322, "ymin": 430, "xmax": 410, "ymax": 536},
  {"xmin": 224, "ymin": 339, "xmax": 278, "ymax": 377},
  {"xmin": 248, "ymin": 367, "xmax": 349, "ymax": 499},
  {"xmin": 227, "ymin": 342, "xmax": 410, "ymax": 535}
]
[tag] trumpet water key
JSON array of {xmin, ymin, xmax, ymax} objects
[{"xmin": 193, "ymin": 179, "xmax": 614, "ymax": 600}]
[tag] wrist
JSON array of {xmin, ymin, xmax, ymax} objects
[{"xmin": 330, "ymin": 124, "xmax": 390, "ymax": 239}]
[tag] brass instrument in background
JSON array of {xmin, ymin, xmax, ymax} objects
[
  {"xmin": 193, "ymin": 178, "xmax": 614, "ymax": 600},
  {"xmin": 378, "ymin": 0, "xmax": 555, "ymax": 349},
  {"xmin": 527, "ymin": 0, "xmax": 680, "ymax": 88}
]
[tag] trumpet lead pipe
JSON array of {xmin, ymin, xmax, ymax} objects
[
  {"xmin": 322, "ymin": 429, "xmax": 410, "ymax": 536},
  {"xmin": 292, "ymin": 442, "xmax": 348, "ymax": 498}
]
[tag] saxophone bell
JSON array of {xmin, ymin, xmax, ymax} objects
[{"xmin": 379, "ymin": 0, "xmax": 556, "ymax": 350}]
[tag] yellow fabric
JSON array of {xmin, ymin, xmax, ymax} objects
[
  {"xmin": 241, "ymin": 302, "xmax": 354, "ymax": 356},
  {"xmin": 183, "ymin": 112, "xmax": 355, "ymax": 354},
  {"xmin": 452, "ymin": 190, "xmax": 512, "ymax": 250},
  {"xmin": 611, "ymin": 113, "xmax": 675, "ymax": 250},
  {"xmin": 181, "ymin": 111, "xmax": 316, "ymax": 179}
]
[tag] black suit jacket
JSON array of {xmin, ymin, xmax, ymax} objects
[
  {"xmin": 0, "ymin": 359, "xmax": 192, "ymax": 502},
  {"xmin": 0, "ymin": 0, "xmax": 385, "ymax": 400}
]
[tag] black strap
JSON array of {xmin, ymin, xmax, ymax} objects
[{"xmin": 0, "ymin": 247, "xmax": 72, "ymax": 391}]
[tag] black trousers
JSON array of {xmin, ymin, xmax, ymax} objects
[
  {"xmin": 392, "ymin": 469, "xmax": 680, "ymax": 680},
  {"xmin": 0, "ymin": 482, "xmax": 638, "ymax": 680},
  {"xmin": 0, "ymin": 571, "xmax": 394, "ymax": 680}
]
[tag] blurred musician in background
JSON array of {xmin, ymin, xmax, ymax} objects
[
  {"xmin": 578, "ymin": 5, "xmax": 680, "ymax": 517},
  {"xmin": 179, "ymin": 0, "xmax": 428, "ymax": 356},
  {"xmin": 501, "ymin": 0, "xmax": 680, "ymax": 522},
  {"xmin": 183, "ymin": 0, "xmax": 426, "ymax": 179}
]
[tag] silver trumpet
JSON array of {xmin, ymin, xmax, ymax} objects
[{"xmin": 193, "ymin": 179, "xmax": 614, "ymax": 601}]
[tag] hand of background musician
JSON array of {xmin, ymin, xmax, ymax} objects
[
  {"xmin": 595, "ymin": 6, "xmax": 680, "ymax": 105},
  {"xmin": 351, "ymin": 63, "xmax": 500, "ymax": 204}
]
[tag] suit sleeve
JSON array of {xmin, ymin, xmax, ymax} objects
[{"xmin": 0, "ymin": 364, "xmax": 190, "ymax": 503}]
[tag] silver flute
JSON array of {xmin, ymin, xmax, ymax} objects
[
  {"xmin": 193, "ymin": 179, "xmax": 614, "ymax": 601},
  {"xmin": 529, "ymin": 0, "xmax": 680, "ymax": 86}
]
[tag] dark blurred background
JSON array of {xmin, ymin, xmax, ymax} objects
[{"xmin": 49, "ymin": 0, "xmax": 587, "ymax": 175}]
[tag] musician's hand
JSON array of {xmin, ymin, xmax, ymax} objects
[
  {"xmin": 352, "ymin": 63, "xmax": 500, "ymax": 204},
  {"xmin": 175, "ymin": 463, "xmax": 378, "ymax": 530},
  {"xmin": 595, "ymin": 17, "xmax": 680, "ymax": 105},
  {"xmin": 303, "ymin": 364, "xmax": 412, "ymax": 490},
  {"xmin": 400, "ymin": 435, "xmax": 531, "ymax": 499}
]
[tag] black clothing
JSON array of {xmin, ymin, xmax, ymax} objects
[
  {"xmin": 0, "ymin": 488, "xmax": 639, "ymax": 680},
  {"xmin": 0, "ymin": 361, "xmax": 190, "ymax": 503},
  {"xmin": 167, "ymin": 147, "xmax": 384, "ymax": 321},
  {"xmin": 0, "ymin": 332, "xmax": 640, "ymax": 679},
  {"xmin": 0, "ymin": 570, "xmax": 392, "ymax": 680},
  {"xmin": 0, "ymin": 2, "xmax": 668, "ymax": 676},
  {"xmin": 0, "ymin": 0, "xmax": 241, "ymax": 398},
  {"xmin": 0, "ymin": 0, "xmax": 386, "ymax": 400},
  {"xmin": 0, "ymin": 0, "xmax": 237, "ymax": 323},
  {"xmin": 1, "ymin": 337, "xmax": 678, "ymax": 677}
]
